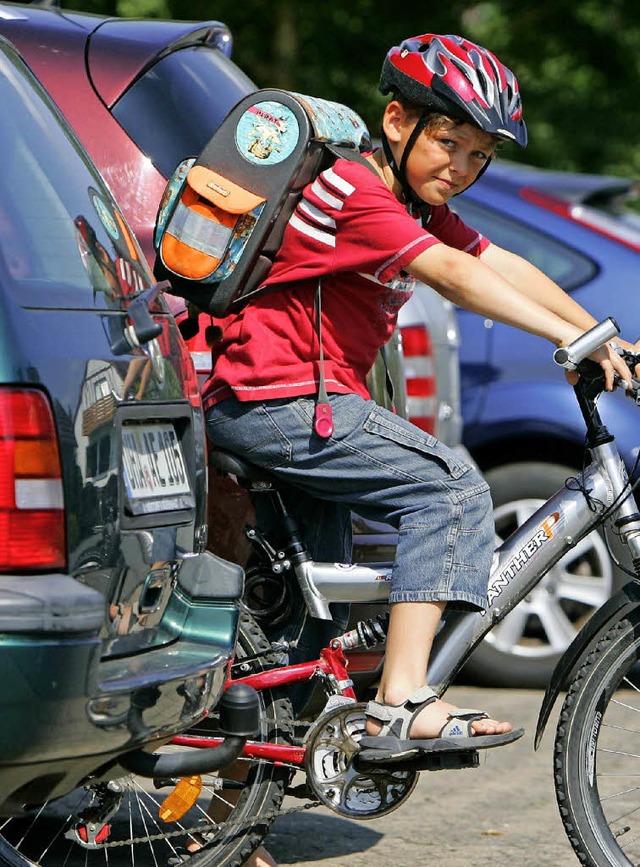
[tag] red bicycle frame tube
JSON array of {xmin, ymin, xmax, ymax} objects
[
  {"xmin": 171, "ymin": 734, "xmax": 307, "ymax": 765},
  {"xmin": 228, "ymin": 643, "xmax": 355, "ymax": 699},
  {"xmin": 170, "ymin": 642, "xmax": 356, "ymax": 765}
]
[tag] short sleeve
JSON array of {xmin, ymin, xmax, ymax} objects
[
  {"xmin": 427, "ymin": 203, "xmax": 490, "ymax": 257},
  {"xmin": 264, "ymin": 159, "xmax": 439, "ymax": 288}
]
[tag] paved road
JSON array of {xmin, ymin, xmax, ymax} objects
[{"xmin": 263, "ymin": 686, "xmax": 575, "ymax": 867}]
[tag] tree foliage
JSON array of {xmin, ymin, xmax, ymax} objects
[{"xmin": 53, "ymin": 0, "xmax": 640, "ymax": 176}]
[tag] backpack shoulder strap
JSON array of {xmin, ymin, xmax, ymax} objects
[{"xmin": 324, "ymin": 143, "xmax": 380, "ymax": 178}]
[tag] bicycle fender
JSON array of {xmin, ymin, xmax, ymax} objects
[{"xmin": 535, "ymin": 579, "xmax": 640, "ymax": 749}]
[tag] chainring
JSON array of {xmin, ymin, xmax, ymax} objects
[{"xmin": 304, "ymin": 700, "xmax": 418, "ymax": 819}]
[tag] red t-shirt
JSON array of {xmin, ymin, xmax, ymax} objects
[{"xmin": 202, "ymin": 158, "xmax": 488, "ymax": 409}]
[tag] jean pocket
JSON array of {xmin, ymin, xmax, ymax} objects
[
  {"xmin": 362, "ymin": 405, "xmax": 469, "ymax": 480},
  {"xmin": 207, "ymin": 400, "xmax": 292, "ymax": 469}
]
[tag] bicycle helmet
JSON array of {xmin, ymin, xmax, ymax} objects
[{"xmin": 379, "ymin": 34, "xmax": 527, "ymax": 205}]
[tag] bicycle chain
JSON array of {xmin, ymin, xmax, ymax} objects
[
  {"xmin": 96, "ymin": 734, "xmax": 316, "ymax": 850},
  {"xmin": 98, "ymin": 796, "xmax": 321, "ymax": 849}
]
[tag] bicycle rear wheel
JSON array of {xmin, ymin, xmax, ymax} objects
[
  {"xmin": 554, "ymin": 613, "xmax": 640, "ymax": 867},
  {"xmin": 0, "ymin": 613, "xmax": 293, "ymax": 867}
]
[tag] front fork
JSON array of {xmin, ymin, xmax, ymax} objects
[{"xmin": 598, "ymin": 440, "xmax": 640, "ymax": 568}]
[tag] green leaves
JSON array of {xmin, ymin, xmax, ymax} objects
[{"xmin": 59, "ymin": 0, "xmax": 640, "ymax": 177}]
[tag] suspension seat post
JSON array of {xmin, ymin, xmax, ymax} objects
[{"xmin": 273, "ymin": 491, "xmax": 312, "ymax": 563}]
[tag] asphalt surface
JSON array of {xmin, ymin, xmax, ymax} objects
[{"xmin": 263, "ymin": 686, "xmax": 575, "ymax": 867}]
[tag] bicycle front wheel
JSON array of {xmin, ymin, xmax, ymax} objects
[{"xmin": 554, "ymin": 613, "xmax": 640, "ymax": 867}]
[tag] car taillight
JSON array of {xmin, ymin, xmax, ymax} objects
[
  {"xmin": 400, "ymin": 324, "xmax": 437, "ymax": 434},
  {"xmin": 0, "ymin": 389, "xmax": 65, "ymax": 571},
  {"xmin": 179, "ymin": 345, "xmax": 203, "ymax": 409}
]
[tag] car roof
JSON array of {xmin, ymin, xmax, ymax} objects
[
  {"xmin": 0, "ymin": 2, "xmax": 233, "ymax": 105},
  {"xmin": 479, "ymin": 160, "xmax": 637, "ymax": 207}
]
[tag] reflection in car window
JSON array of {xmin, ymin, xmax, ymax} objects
[
  {"xmin": 451, "ymin": 197, "xmax": 597, "ymax": 292},
  {"xmin": 112, "ymin": 46, "xmax": 255, "ymax": 179},
  {"xmin": 0, "ymin": 44, "xmax": 152, "ymax": 308}
]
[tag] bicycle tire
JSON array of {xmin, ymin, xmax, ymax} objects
[
  {"xmin": 554, "ymin": 613, "xmax": 640, "ymax": 867},
  {"xmin": 182, "ymin": 611, "xmax": 294, "ymax": 867},
  {"xmin": 0, "ymin": 612, "xmax": 293, "ymax": 867}
]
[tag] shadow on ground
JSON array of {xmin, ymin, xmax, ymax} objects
[{"xmin": 266, "ymin": 812, "xmax": 383, "ymax": 863}]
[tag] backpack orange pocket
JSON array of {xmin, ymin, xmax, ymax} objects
[{"xmin": 159, "ymin": 166, "xmax": 266, "ymax": 282}]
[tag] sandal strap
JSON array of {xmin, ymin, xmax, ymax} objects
[
  {"xmin": 365, "ymin": 685, "xmax": 437, "ymax": 739},
  {"xmin": 439, "ymin": 709, "xmax": 488, "ymax": 738}
]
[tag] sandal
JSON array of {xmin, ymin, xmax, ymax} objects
[{"xmin": 357, "ymin": 685, "xmax": 524, "ymax": 764}]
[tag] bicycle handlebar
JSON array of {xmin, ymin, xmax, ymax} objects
[
  {"xmin": 552, "ymin": 316, "xmax": 640, "ymax": 401},
  {"xmin": 553, "ymin": 317, "xmax": 620, "ymax": 370}
]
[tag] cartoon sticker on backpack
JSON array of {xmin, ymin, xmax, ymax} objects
[{"xmin": 235, "ymin": 101, "xmax": 300, "ymax": 166}]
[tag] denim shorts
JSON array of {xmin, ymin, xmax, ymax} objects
[{"xmin": 206, "ymin": 392, "xmax": 493, "ymax": 611}]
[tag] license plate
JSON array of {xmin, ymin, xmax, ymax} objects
[{"xmin": 122, "ymin": 422, "xmax": 192, "ymax": 514}]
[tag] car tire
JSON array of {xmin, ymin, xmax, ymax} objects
[{"xmin": 463, "ymin": 461, "xmax": 628, "ymax": 689}]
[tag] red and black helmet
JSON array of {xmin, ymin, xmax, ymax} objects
[{"xmin": 380, "ymin": 34, "xmax": 527, "ymax": 148}]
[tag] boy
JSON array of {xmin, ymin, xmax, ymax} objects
[{"xmin": 203, "ymin": 33, "xmax": 633, "ymax": 764}]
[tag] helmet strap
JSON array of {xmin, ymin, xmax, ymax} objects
[
  {"xmin": 398, "ymin": 110, "xmax": 429, "ymax": 187},
  {"xmin": 380, "ymin": 132, "xmax": 403, "ymax": 187},
  {"xmin": 381, "ymin": 111, "xmax": 430, "ymax": 212}
]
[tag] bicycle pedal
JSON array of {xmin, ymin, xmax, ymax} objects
[
  {"xmin": 416, "ymin": 749, "xmax": 480, "ymax": 771},
  {"xmin": 354, "ymin": 749, "xmax": 480, "ymax": 773}
]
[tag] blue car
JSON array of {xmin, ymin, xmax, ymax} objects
[{"xmin": 450, "ymin": 161, "xmax": 640, "ymax": 687}]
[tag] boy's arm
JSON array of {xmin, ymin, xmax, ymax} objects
[
  {"xmin": 479, "ymin": 243, "xmax": 599, "ymax": 331},
  {"xmin": 404, "ymin": 241, "xmax": 631, "ymax": 390}
]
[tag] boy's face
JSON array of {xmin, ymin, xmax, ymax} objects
[{"xmin": 385, "ymin": 104, "xmax": 497, "ymax": 206}]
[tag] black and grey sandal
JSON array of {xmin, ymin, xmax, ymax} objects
[{"xmin": 357, "ymin": 685, "xmax": 524, "ymax": 764}]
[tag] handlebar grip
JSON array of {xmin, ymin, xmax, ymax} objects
[{"xmin": 553, "ymin": 317, "xmax": 620, "ymax": 370}]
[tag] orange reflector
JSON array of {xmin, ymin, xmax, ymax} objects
[{"xmin": 158, "ymin": 775, "xmax": 202, "ymax": 822}]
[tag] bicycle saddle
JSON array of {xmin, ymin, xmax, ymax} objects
[{"xmin": 208, "ymin": 447, "xmax": 278, "ymax": 485}]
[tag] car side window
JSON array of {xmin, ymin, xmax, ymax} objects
[
  {"xmin": 0, "ymin": 45, "xmax": 152, "ymax": 308},
  {"xmin": 451, "ymin": 197, "xmax": 597, "ymax": 292}
]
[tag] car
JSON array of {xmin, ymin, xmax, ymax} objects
[
  {"xmin": 0, "ymin": 29, "xmax": 257, "ymax": 865},
  {"xmin": 0, "ymin": 16, "xmax": 464, "ymax": 516},
  {"xmin": 448, "ymin": 159, "xmax": 640, "ymax": 687},
  {"xmin": 0, "ymin": 3, "xmax": 462, "ymax": 428}
]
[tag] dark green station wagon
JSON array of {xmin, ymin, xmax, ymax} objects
[{"xmin": 0, "ymin": 32, "xmax": 257, "ymax": 867}]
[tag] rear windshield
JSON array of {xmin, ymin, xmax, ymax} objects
[
  {"xmin": 112, "ymin": 45, "xmax": 256, "ymax": 179},
  {"xmin": 0, "ymin": 43, "xmax": 154, "ymax": 308}
]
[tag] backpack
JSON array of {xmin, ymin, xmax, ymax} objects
[{"xmin": 153, "ymin": 89, "xmax": 372, "ymax": 318}]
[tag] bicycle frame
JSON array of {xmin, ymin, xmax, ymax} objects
[
  {"xmin": 248, "ymin": 436, "xmax": 640, "ymax": 703},
  {"xmin": 192, "ymin": 325, "xmax": 640, "ymax": 774},
  {"xmin": 173, "ymin": 640, "xmax": 355, "ymax": 765},
  {"xmin": 184, "ymin": 439, "xmax": 640, "ymax": 770},
  {"xmin": 172, "ymin": 433, "xmax": 639, "ymax": 770},
  {"xmin": 265, "ymin": 361, "xmax": 640, "ymax": 697}
]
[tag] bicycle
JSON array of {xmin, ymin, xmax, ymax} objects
[{"xmin": 3, "ymin": 318, "xmax": 640, "ymax": 867}]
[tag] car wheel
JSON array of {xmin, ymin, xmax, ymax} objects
[{"xmin": 463, "ymin": 461, "xmax": 628, "ymax": 689}]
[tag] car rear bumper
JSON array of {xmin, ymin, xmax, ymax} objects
[{"xmin": 0, "ymin": 552, "xmax": 242, "ymax": 814}]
